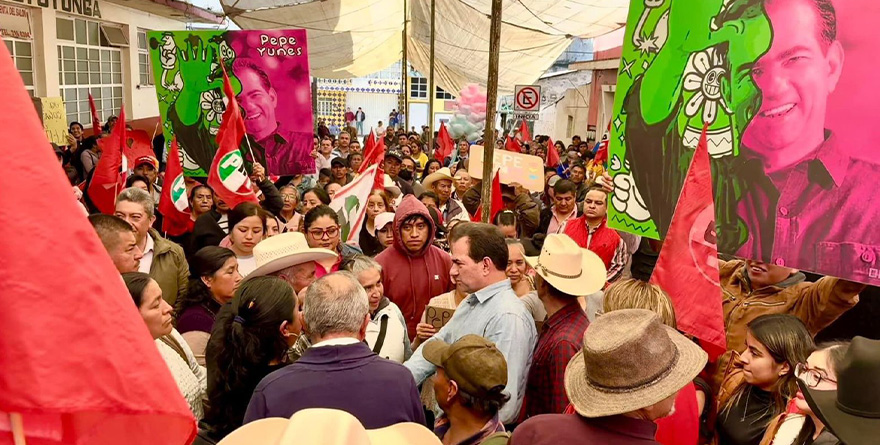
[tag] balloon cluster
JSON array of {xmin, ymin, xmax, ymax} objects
[{"xmin": 447, "ymin": 84, "xmax": 487, "ymax": 142}]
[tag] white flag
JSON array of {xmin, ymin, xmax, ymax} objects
[{"xmin": 329, "ymin": 164, "xmax": 379, "ymax": 244}]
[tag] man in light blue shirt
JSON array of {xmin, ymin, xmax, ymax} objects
[{"xmin": 405, "ymin": 223, "xmax": 537, "ymax": 424}]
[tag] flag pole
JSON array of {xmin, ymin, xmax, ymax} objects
[
  {"xmin": 480, "ymin": 0, "xmax": 502, "ymax": 223},
  {"xmin": 243, "ymin": 134, "xmax": 257, "ymax": 168},
  {"xmin": 10, "ymin": 413, "xmax": 26, "ymax": 445}
]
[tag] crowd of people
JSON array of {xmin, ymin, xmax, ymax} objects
[{"xmin": 71, "ymin": 123, "xmax": 880, "ymax": 445}]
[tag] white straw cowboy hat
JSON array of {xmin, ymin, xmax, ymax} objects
[
  {"xmin": 564, "ymin": 309, "xmax": 707, "ymax": 418},
  {"xmin": 383, "ymin": 174, "xmax": 401, "ymax": 197},
  {"xmin": 218, "ymin": 408, "xmax": 441, "ymax": 445},
  {"xmin": 245, "ymin": 232, "xmax": 337, "ymax": 280},
  {"xmin": 422, "ymin": 167, "xmax": 454, "ymax": 189},
  {"xmin": 524, "ymin": 233, "xmax": 606, "ymax": 296}
]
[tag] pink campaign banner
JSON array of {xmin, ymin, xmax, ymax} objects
[{"xmin": 609, "ymin": 0, "xmax": 880, "ymax": 285}]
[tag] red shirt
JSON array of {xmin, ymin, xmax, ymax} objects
[{"xmin": 524, "ymin": 302, "xmax": 590, "ymax": 417}]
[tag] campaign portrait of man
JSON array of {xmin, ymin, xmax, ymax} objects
[{"xmin": 610, "ymin": 0, "xmax": 880, "ymax": 284}]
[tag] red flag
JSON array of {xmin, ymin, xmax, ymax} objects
[
  {"xmin": 471, "ymin": 169, "xmax": 503, "ymax": 223},
  {"xmin": 359, "ymin": 130, "xmax": 384, "ymax": 175},
  {"xmin": 594, "ymin": 121, "xmax": 611, "ymax": 166},
  {"xmin": 546, "ymin": 137, "xmax": 560, "ymax": 168},
  {"xmin": 125, "ymin": 130, "xmax": 158, "ymax": 164},
  {"xmin": 88, "ymin": 93, "xmax": 102, "ymax": 137},
  {"xmin": 436, "ymin": 122, "xmax": 455, "ymax": 162},
  {"xmin": 0, "ymin": 42, "xmax": 196, "ymax": 445},
  {"xmin": 518, "ymin": 120, "xmax": 531, "ymax": 143},
  {"xmin": 208, "ymin": 63, "xmax": 258, "ymax": 210},
  {"xmin": 650, "ymin": 123, "xmax": 726, "ymax": 361},
  {"xmin": 159, "ymin": 138, "xmax": 193, "ymax": 236},
  {"xmin": 505, "ymin": 136, "xmax": 523, "ymax": 153},
  {"xmin": 87, "ymin": 107, "xmax": 127, "ymax": 214}
]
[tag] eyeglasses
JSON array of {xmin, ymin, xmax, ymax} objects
[
  {"xmin": 308, "ymin": 226, "xmax": 340, "ymax": 240},
  {"xmin": 795, "ymin": 363, "xmax": 837, "ymax": 388},
  {"xmin": 281, "ymin": 194, "xmax": 298, "ymax": 200}
]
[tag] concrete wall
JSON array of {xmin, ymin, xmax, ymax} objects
[{"xmin": 533, "ymin": 70, "xmax": 592, "ymax": 140}]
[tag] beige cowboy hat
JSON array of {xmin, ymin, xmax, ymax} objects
[
  {"xmin": 422, "ymin": 167, "xmax": 454, "ymax": 189},
  {"xmin": 383, "ymin": 174, "xmax": 401, "ymax": 197},
  {"xmin": 218, "ymin": 408, "xmax": 441, "ymax": 445},
  {"xmin": 564, "ymin": 309, "xmax": 707, "ymax": 418},
  {"xmin": 245, "ymin": 232, "xmax": 338, "ymax": 280},
  {"xmin": 524, "ymin": 233, "xmax": 606, "ymax": 296}
]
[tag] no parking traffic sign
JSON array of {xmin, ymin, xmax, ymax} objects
[{"xmin": 514, "ymin": 85, "xmax": 541, "ymax": 113}]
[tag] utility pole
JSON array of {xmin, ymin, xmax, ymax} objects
[
  {"xmin": 401, "ymin": 0, "xmax": 409, "ymax": 132},
  {"xmin": 481, "ymin": 0, "xmax": 502, "ymax": 222},
  {"xmin": 426, "ymin": 0, "xmax": 436, "ymax": 155}
]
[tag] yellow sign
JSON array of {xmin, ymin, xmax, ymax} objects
[
  {"xmin": 33, "ymin": 97, "xmax": 69, "ymax": 146},
  {"xmin": 468, "ymin": 145, "xmax": 545, "ymax": 192}
]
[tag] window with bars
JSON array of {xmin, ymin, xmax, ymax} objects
[
  {"xmin": 137, "ymin": 30, "xmax": 153, "ymax": 86},
  {"xmin": 317, "ymin": 98, "xmax": 333, "ymax": 116},
  {"xmin": 56, "ymin": 16, "xmax": 124, "ymax": 127},
  {"xmin": 4, "ymin": 38, "xmax": 35, "ymax": 97},
  {"xmin": 435, "ymin": 87, "xmax": 454, "ymax": 100},
  {"xmin": 410, "ymin": 77, "xmax": 427, "ymax": 99}
]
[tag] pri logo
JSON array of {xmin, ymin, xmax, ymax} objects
[
  {"xmin": 218, "ymin": 151, "xmax": 251, "ymax": 193},
  {"xmin": 688, "ymin": 204, "xmax": 720, "ymax": 286},
  {"xmin": 169, "ymin": 174, "xmax": 189, "ymax": 212}
]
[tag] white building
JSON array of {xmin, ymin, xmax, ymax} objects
[{"xmin": 2, "ymin": 0, "xmax": 222, "ymax": 131}]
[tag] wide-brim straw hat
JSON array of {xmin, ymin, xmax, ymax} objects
[
  {"xmin": 245, "ymin": 232, "xmax": 337, "ymax": 280},
  {"xmin": 384, "ymin": 174, "xmax": 401, "ymax": 197},
  {"xmin": 422, "ymin": 167, "xmax": 454, "ymax": 189},
  {"xmin": 564, "ymin": 309, "xmax": 707, "ymax": 418},
  {"xmin": 524, "ymin": 233, "xmax": 606, "ymax": 296},
  {"xmin": 218, "ymin": 408, "xmax": 441, "ymax": 445}
]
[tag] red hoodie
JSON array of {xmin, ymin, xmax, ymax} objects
[{"xmin": 376, "ymin": 196, "xmax": 453, "ymax": 339}]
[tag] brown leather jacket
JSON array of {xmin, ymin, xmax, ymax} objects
[{"xmin": 707, "ymin": 260, "xmax": 863, "ymax": 393}]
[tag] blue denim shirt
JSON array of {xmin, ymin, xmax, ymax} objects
[{"xmin": 405, "ymin": 279, "xmax": 537, "ymax": 424}]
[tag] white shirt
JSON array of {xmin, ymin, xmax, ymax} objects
[
  {"xmin": 316, "ymin": 153, "xmax": 333, "ymax": 172},
  {"xmin": 312, "ymin": 337, "xmax": 361, "ymax": 348},
  {"xmin": 218, "ymin": 214, "xmax": 229, "ymax": 233},
  {"xmin": 138, "ymin": 234, "xmax": 155, "ymax": 273},
  {"xmin": 237, "ymin": 255, "xmax": 256, "ymax": 277}
]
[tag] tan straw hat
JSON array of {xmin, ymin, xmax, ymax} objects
[
  {"xmin": 422, "ymin": 167, "xmax": 454, "ymax": 189},
  {"xmin": 245, "ymin": 232, "xmax": 337, "ymax": 280},
  {"xmin": 218, "ymin": 408, "xmax": 441, "ymax": 445},
  {"xmin": 524, "ymin": 233, "xmax": 606, "ymax": 296},
  {"xmin": 564, "ymin": 309, "xmax": 707, "ymax": 418}
]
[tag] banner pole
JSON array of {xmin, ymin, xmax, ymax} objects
[{"xmin": 480, "ymin": 0, "xmax": 502, "ymax": 222}]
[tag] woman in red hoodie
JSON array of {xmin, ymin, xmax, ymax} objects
[{"xmin": 375, "ymin": 195, "xmax": 453, "ymax": 340}]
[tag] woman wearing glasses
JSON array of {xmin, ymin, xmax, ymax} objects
[
  {"xmin": 714, "ymin": 314, "xmax": 815, "ymax": 445},
  {"xmin": 760, "ymin": 341, "xmax": 849, "ymax": 445},
  {"xmin": 303, "ymin": 205, "xmax": 362, "ymax": 278},
  {"xmin": 277, "ymin": 185, "xmax": 303, "ymax": 233}
]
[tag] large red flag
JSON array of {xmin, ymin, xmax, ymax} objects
[
  {"xmin": 0, "ymin": 42, "xmax": 196, "ymax": 444},
  {"xmin": 594, "ymin": 121, "xmax": 611, "ymax": 166},
  {"xmin": 518, "ymin": 120, "xmax": 531, "ymax": 143},
  {"xmin": 650, "ymin": 123, "xmax": 726, "ymax": 361},
  {"xmin": 87, "ymin": 107, "xmax": 127, "ymax": 214},
  {"xmin": 88, "ymin": 93, "xmax": 102, "ymax": 137},
  {"xmin": 505, "ymin": 136, "xmax": 523, "ymax": 153},
  {"xmin": 159, "ymin": 137, "xmax": 193, "ymax": 237},
  {"xmin": 436, "ymin": 122, "xmax": 455, "ymax": 162},
  {"xmin": 471, "ymin": 169, "xmax": 503, "ymax": 223},
  {"xmin": 546, "ymin": 137, "xmax": 560, "ymax": 168},
  {"xmin": 208, "ymin": 63, "xmax": 258, "ymax": 210},
  {"xmin": 359, "ymin": 130, "xmax": 384, "ymax": 175}
]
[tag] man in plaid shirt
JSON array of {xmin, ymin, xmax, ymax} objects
[{"xmin": 523, "ymin": 234, "xmax": 607, "ymax": 417}]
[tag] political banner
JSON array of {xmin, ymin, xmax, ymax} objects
[
  {"xmin": 608, "ymin": 0, "xmax": 880, "ymax": 284},
  {"xmin": 32, "ymin": 97, "xmax": 68, "ymax": 146},
  {"xmin": 330, "ymin": 164, "xmax": 380, "ymax": 244},
  {"xmin": 148, "ymin": 30, "xmax": 314, "ymax": 177}
]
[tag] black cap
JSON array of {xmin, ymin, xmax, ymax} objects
[
  {"xmin": 385, "ymin": 150, "xmax": 403, "ymax": 162},
  {"xmin": 331, "ymin": 157, "xmax": 349, "ymax": 168}
]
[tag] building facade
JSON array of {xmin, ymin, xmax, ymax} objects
[{"xmin": 2, "ymin": 0, "xmax": 220, "ymax": 132}]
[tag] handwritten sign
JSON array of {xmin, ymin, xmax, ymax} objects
[
  {"xmin": 425, "ymin": 306, "xmax": 455, "ymax": 330},
  {"xmin": 468, "ymin": 145, "xmax": 544, "ymax": 192},
  {"xmin": 32, "ymin": 97, "xmax": 69, "ymax": 146}
]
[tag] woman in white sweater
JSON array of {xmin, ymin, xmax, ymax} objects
[{"xmin": 124, "ymin": 272, "xmax": 207, "ymax": 420}]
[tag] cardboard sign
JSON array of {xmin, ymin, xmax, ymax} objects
[
  {"xmin": 32, "ymin": 97, "xmax": 68, "ymax": 146},
  {"xmin": 425, "ymin": 306, "xmax": 455, "ymax": 330},
  {"xmin": 468, "ymin": 145, "xmax": 544, "ymax": 192}
]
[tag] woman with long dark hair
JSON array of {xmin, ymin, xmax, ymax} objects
[
  {"xmin": 301, "ymin": 187, "xmax": 330, "ymax": 217},
  {"xmin": 176, "ymin": 246, "xmax": 241, "ymax": 365},
  {"xmin": 303, "ymin": 205, "xmax": 362, "ymax": 277},
  {"xmin": 123, "ymin": 272, "xmax": 206, "ymax": 420},
  {"xmin": 202, "ymin": 276, "xmax": 299, "ymax": 440},
  {"xmin": 420, "ymin": 159, "xmax": 442, "ymax": 183},
  {"xmin": 716, "ymin": 314, "xmax": 815, "ymax": 445}
]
